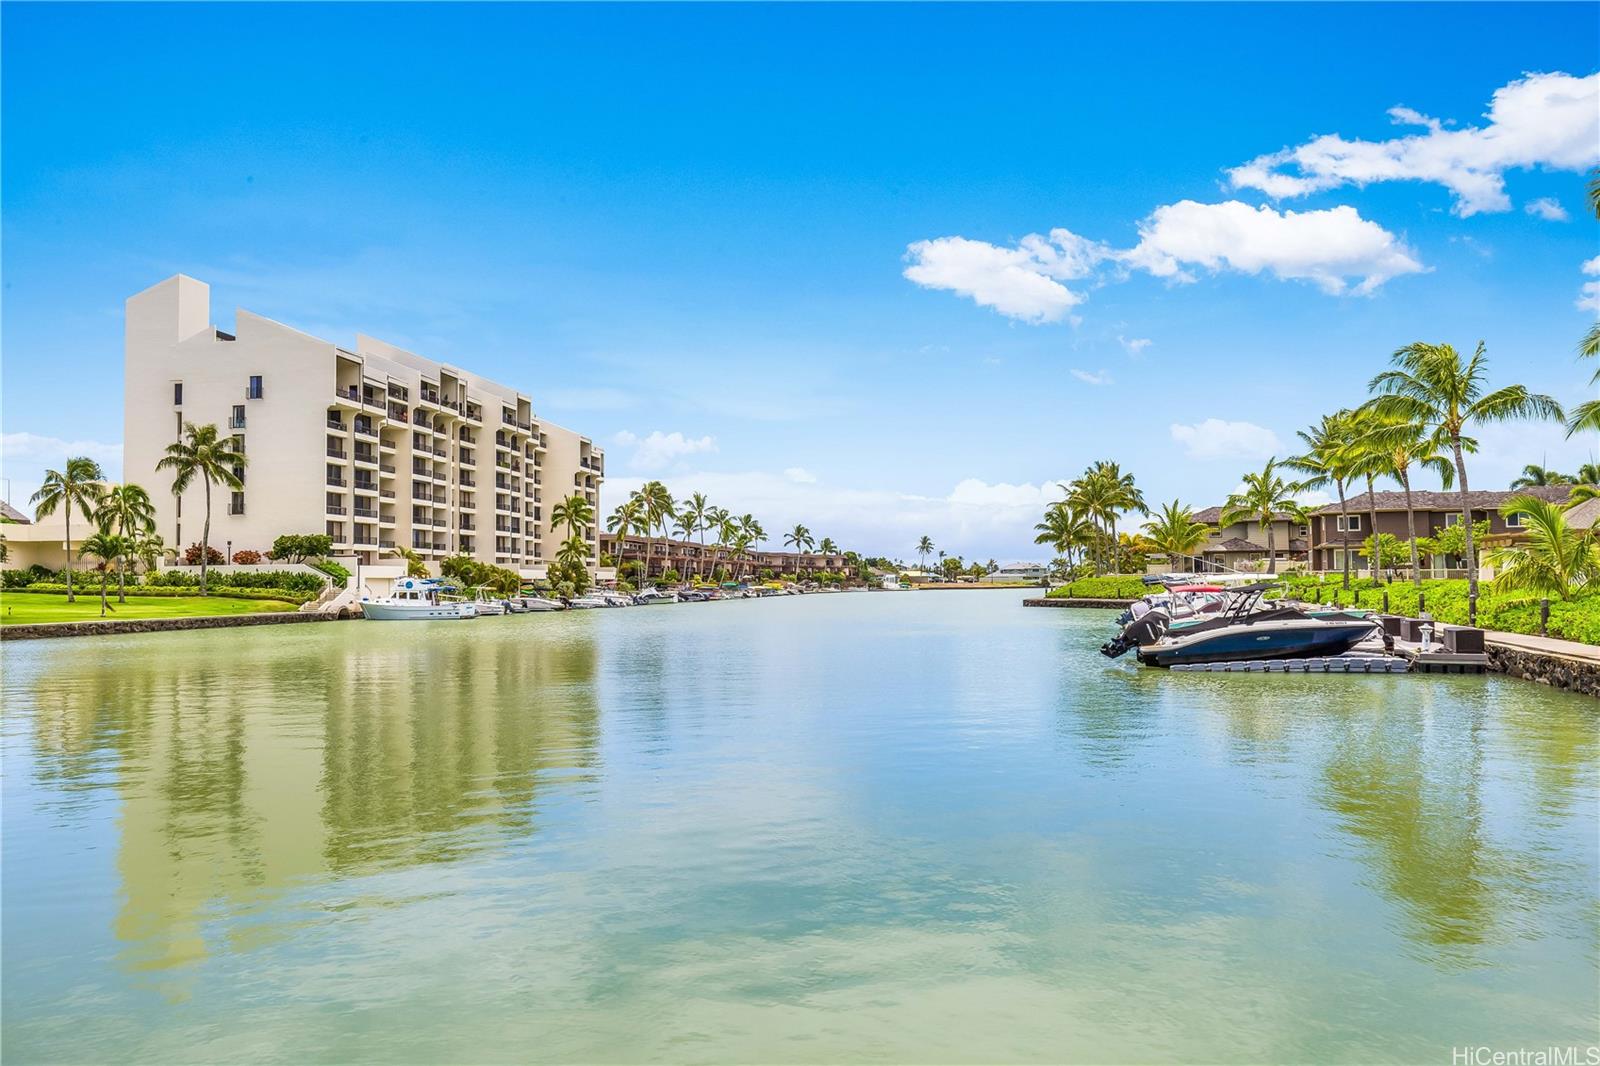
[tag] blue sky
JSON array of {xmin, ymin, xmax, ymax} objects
[{"xmin": 3, "ymin": 3, "xmax": 1597, "ymax": 562}]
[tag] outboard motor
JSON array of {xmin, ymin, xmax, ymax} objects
[
  {"xmin": 1113, "ymin": 600, "xmax": 1152, "ymax": 627},
  {"xmin": 1100, "ymin": 607, "xmax": 1169, "ymax": 658}
]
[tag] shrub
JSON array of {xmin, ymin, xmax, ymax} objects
[
  {"xmin": 147, "ymin": 569, "xmax": 201, "ymax": 587},
  {"xmin": 3, "ymin": 565, "xmax": 55, "ymax": 589},
  {"xmin": 1046, "ymin": 575, "xmax": 1152, "ymax": 599},
  {"xmin": 269, "ymin": 533, "xmax": 334, "ymax": 562},
  {"xmin": 182, "ymin": 543, "xmax": 226, "ymax": 565},
  {"xmin": 660, "ymin": 568, "xmax": 680, "ymax": 585},
  {"xmin": 307, "ymin": 558, "xmax": 351, "ymax": 584},
  {"xmin": 231, "ymin": 549, "xmax": 263, "ymax": 565},
  {"xmin": 7, "ymin": 583, "xmax": 310, "ymax": 604}
]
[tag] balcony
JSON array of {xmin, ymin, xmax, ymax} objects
[
  {"xmin": 379, "ymin": 437, "xmax": 396, "ymax": 451},
  {"xmin": 361, "ymin": 393, "xmax": 385, "ymax": 410},
  {"xmin": 326, "ymin": 447, "xmax": 348, "ymax": 460},
  {"xmin": 326, "ymin": 474, "xmax": 347, "ymax": 487},
  {"xmin": 353, "ymin": 535, "xmax": 378, "ymax": 547},
  {"xmin": 327, "ymin": 417, "xmax": 346, "ymax": 431},
  {"xmin": 379, "ymin": 538, "xmax": 396, "ymax": 550},
  {"xmin": 460, "ymin": 520, "xmax": 476, "ymax": 531},
  {"xmin": 326, "ymin": 504, "xmax": 348, "ymax": 516},
  {"xmin": 460, "ymin": 475, "xmax": 476, "ymax": 488},
  {"xmin": 354, "ymin": 507, "xmax": 378, "ymax": 520},
  {"xmin": 353, "ymin": 481, "xmax": 378, "ymax": 495},
  {"xmin": 333, "ymin": 386, "xmax": 360, "ymax": 407},
  {"xmin": 379, "ymin": 488, "xmax": 396, "ymax": 499},
  {"xmin": 387, "ymin": 403, "xmax": 409, "ymax": 423},
  {"xmin": 379, "ymin": 462, "xmax": 396, "ymax": 475},
  {"xmin": 352, "ymin": 451, "xmax": 379, "ymax": 468},
  {"xmin": 354, "ymin": 423, "xmax": 377, "ymax": 438}
]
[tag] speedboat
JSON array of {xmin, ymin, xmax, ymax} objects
[
  {"xmin": 1101, "ymin": 582, "xmax": 1379, "ymax": 668},
  {"xmin": 1114, "ymin": 584, "xmax": 1228, "ymax": 627},
  {"xmin": 361, "ymin": 577, "xmax": 474, "ymax": 620},
  {"xmin": 635, "ymin": 588, "xmax": 679, "ymax": 605},
  {"xmin": 567, "ymin": 593, "xmax": 606, "ymax": 609},
  {"xmin": 473, "ymin": 589, "xmax": 507, "ymax": 616},
  {"xmin": 519, "ymin": 595, "xmax": 566, "ymax": 612},
  {"xmin": 678, "ymin": 589, "xmax": 710, "ymax": 602}
]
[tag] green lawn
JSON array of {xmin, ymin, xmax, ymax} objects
[{"xmin": 0, "ymin": 592, "xmax": 295, "ymax": 625}]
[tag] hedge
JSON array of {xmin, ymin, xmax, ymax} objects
[
  {"xmin": 4, "ymin": 583, "xmax": 312, "ymax": 605},
  {"xmin": 1046, "ymin": 575, "xmax": 1152, "ymax": 599},
  {"xmin": 147, "ymin": 569, "xmax": 324, "ymax": 593}
]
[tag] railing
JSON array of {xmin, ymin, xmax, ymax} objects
[
  {"xmin": 354, "ymin": 423, "xmax": 377, "ymax": 437},
  {"xmin": 379, "ymin": 539, "xmax": 396, "ymax": 549},
  {"xmin": 460, "ymin": 475, "xmax": 475, "ymax": 488},
  {"xmin": 379, "ymin": 488, "xmax": 396, "ymax": 499},
  {"xmin": 326, "ymin": 505, "xmax": 347, "ymax": 515},
  {"xmin": 353, "ymin": 450, "xmax": 377, "ymax": 464},
  {"xmin": 326, "ymin": 476, "xmax": 346, "ymax": 487},
  {"xmin": 379, "ymin": 462, "xmax": 396, "ymax": 474},
  {"xmin": 327, "ymin": 448, "xmax": 347, "ymax": 459},
  {"xmin": 354, "ymin": 507, "xmax": 378, "ymax": 519},
  {"xmin": 353, "ymin": 481, "xmax": 377, "ymax": 493},
  {"xmin": 335, "ymin": 387, "xmax": 358, "ymax": 403},
  {"xmin": 327, "ymin": 418, "xmax": 345, "ymax": 431}
]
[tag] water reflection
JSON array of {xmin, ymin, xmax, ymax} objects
[{"xmin": 18, "ymin": 624, "xmax": 601, "ymax": 986}]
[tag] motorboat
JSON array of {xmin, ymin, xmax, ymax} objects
[
  {"xmin": 566, "ymin": 594, "xmax": 606, "ymax": 609},
  {"xmin": 1101, "ymin": 582, "xmax": 1380, "ymax": 668},
  {"xmin": 361, "ymin": 577, "xmax": 475, "ymax": 620},
  {"xmin": 519, "ymin": 595, "xmax": 567, "ymax": 612},
  {"xmin": 473, "ymin": 589, "xmax": 508, "ymax": 616},
  {"xmin": 635, "ymin": 588, "xmax": 679, "ymax": 605},
  {"xmin": 678, "ymin": 589, "xmax": 711, "ymax": 602},
  {"xmin": 1114, "ymin": 584, "xmax": 1229, "ymax": 627}
]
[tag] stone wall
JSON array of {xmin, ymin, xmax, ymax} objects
[
  {"xmin": 1486, "ymin": 643, "xmax": 1600, "ymax": 697},
  {"xmin": 1, "ymin": 611, "xmax": 350, "ymax": 642},
  {"xmin": 1022, "ymin": 598, "xmax": 1134, "ymax": 609}
]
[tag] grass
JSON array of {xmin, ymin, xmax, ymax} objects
[{"xmin": 0, "ymin": 590, "xmax": 295, "ymax": 625}]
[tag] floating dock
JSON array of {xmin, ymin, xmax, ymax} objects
[{"xmin": 1171, "ymin": 654, "xmax": 1411, "ymax": 674}]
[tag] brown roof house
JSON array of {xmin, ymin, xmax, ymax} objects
[
  {"xmin": 1183, "ymin": 507, "xmax": 1310, "ymax": 574},
  {"xmin": 1306, "ymin": 485, "xmax": 1571, "ymax": 576}
]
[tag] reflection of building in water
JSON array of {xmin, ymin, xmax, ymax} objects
[{"xmin": 22, "ymin": 628, "xmax": 599, "ymax": 990}]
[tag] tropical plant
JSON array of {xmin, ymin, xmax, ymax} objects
[
  {"xmin": 386, "ymin": 546, "xmax": 429, "ymax": 578},
  {"xmin": 550, "ymin": 492, "xmax": 594, "ymax": 540},
  {"xmin": 681, "ymin": 492, "xmax": 712, "ymax": 580},
  {"xmin": 1485, "ymin": 495, "xmax": 1600, "ymax": 602},
  {"xmin": 93, "ymin": 482, "xmax": 157, "ymax": 603},
  {"xmin": 231, "ymin": 549, "xmax": 263, "ymax": 565},
  {"xmin": 607, "ymin": 498, "xmax": 643, "ymax": 583},
  {"xmin": 784, "ymin": 523, "xmax": 814, "ymax": 557},
  {"xmin": 727, "ymin": 532, "xmax": 754, "ymax": 581},
  {"xmin": 1034, "ymin": 503, "xmax": 1094, "ymax": 573},
  {"xmin": 1369, "ymin": 341, "xmax": 1563, "ymax": 620},
  {"xmin": 1357, "ymin": 412, "xmax": 1460, "ymax": 587},
  {"xmin": 132, "ymin": 531, "xmax": 168, "ymax": 574},
  {"xmin": 1510, "ymin": 464, "xmax": 1573, "ymax": 487},
  {"xmin": 818, "ymin": 537, "xmax": 837, "ymax": 555},
  {"xmin": 77, "ymin": 527, "xmax": 129, "ymax": 617},
  {"xmin": 1140, "ymin": 500, "xmax": 1214, "ymax": 573},
  {"xmin": 29, "ymin": 456, "xmax": 105, "ymax": 602},
  {"xmin": 269, "ymin": 533, "xmax": 334, "ymax": 562},
  {"xmin": 633, "ymin": 481, "xmax": 676, "ymax": 581},
  {"xmin": 156, "ymin": 422, "xmax": 247, "ymax": 595},
  {"xmin": 1285, "ymin": 410, "xmax": 1359, "ymax": 588},
  {"xmin": 1219, "ymin": 458, "xmax": 1301, "ymax": 574},
  {"xmin": 915, "ymin": 535, "xmax": 934, "ymax": 572}
]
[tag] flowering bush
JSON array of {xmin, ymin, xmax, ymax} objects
[
  {"xmin": 182, "ymin": 543, "xmax": 226, "ymax": 565},
  {"xmin": 231, "ymin": 549, "xmax": 263, "ymax": 565}
]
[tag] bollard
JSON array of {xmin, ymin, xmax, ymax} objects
[
  {"xmin": 1540, "ymin": 598, "xmax": 1550, "ymax": 637},
  {"xmin": 1382, "ymin": 590, "xmax": 1390, "ymax": 613},
  {"xmin": 1418, "ymin": 590, "xmax": 1426, "ymax": 614},
  {"xmin": 1420, "ymin": 621, "xmax": 1434, "ymax": 653}
]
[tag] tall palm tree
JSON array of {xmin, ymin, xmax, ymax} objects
[
  {"xmin": 728, "ymin": 532, "xmax": 753, "ymax": 582},
  {"xmin": 634, "ymin": 481, "xmax": 676, "ymax": 581},
  {"xmin": 714, "ymin": 513, "xmax": 739, "ymax": 581},
  {"xmin": 1140, "ymin": 501, "xmax": 1213, "ymax": 574},
  {"xmin": 607, "ymin": 498, "xmax": 642, "ymax": 584},
  {"xmin": 156, "ymin": 422, "xmax": 246, "ymax": 595},
  {"xmin": 550, "ymin": 492, "xmax": 594, "ymax": 539},
  {"xmin": 30, "ymin": 456, "xmax": 106, "ymax": 602},
  {"xmin": 783, "ymin": 523, "xmax": 814, "ymax": 561},
  {"xmin": 1369, "ymin": 341, "xmax": 1564, "ymax": 620},
  {"xmin": 915, "ymin": 535, "xmax": 934, "ymax": 572},
  {"xmin": 1285, "ymin": 410, "xmax": 1359, "ymax": 589},
  {"xmin": 1485, "ymin": 495, "xmax": 1600, "ymax": 603},
  {"xmin": 818, "ymin": 537, "xmax": 838, "ymax": 555},
  {"xmin": 93, "ymin": 483, "xmax": 157, "ymax": 603},
  {"xmin": 1034, "ymin": 503, "xmax": 1090, "ymax": 573},
  {"xmin": 1357, "ymin": 413, "xmax": 1458, "ymax": 587},
  {"xmin": 740, "ymin": 513, "xmax": 764, "ymax": 549},
  {"xmin": 680, "ymin": 492, "xmax": 712, "ymax": 580},
  {"xmin": 1575, "ymin": 462, "xmax": 1600, "ymax": 485},
  {"xmin": 704, "ymin": 505, "xmax": 731, "ymax": 580},
  {"xmin": 77, "ymin": 527, "xmax": 129, "ymax": 618},
  {"xmin": 1219, "ymin": 459, "xmax": 1300, "ymax": 574}
]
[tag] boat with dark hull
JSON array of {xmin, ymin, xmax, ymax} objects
[{"xmin": 1101, "ymin": 582, "xmax": 1380, "ymax": 668}]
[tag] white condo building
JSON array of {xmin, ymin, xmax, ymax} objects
[{"xmin": 124, "ymin": 275, "xmax": 604, "ymax": 578}]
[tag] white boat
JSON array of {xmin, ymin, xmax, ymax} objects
[
  {"xmin": 635, "ymin": 588, "xmax": 679, "ymax": 605},
  {"xmin": 473, "ymin": 589, "xmax": 507, "ymax": 615},
  {"xmin": 361, "ymin": 578, "xmax": 474, "ymax": 620},
  {"xmin": 519, "ymin": 596, "xmax": 567, "ymax": 612},
  {"xmin": 600, "ymin": 591, "xmax": 635, "ymax": 607},
  {"xmin": 569, "ymin": 593, "xmax": 612, "ymax": 609}
]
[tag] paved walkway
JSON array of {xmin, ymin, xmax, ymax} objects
[{"xmin": 1485, "ymin": 630, "xmax": 1600, "ymax": 663}]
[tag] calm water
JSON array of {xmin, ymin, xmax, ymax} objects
[{"xmin": 3, "ymin": 590, "xmax": 1597, "ymax": 1064}]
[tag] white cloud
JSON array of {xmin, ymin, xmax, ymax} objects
[
  {"xmin": 902, "ymin": 230, "xmax": 1111, "ymax": 323},
  {"xmin": 0, "ymin": 432, "xmax": 125, "ymax": 512},
  {"xmin": 1070, "ymin": 368, "xmax": 1113, "ymax": 386},
  {"xmin": 906, "ymin": 201, "xmax": 1422, "ymax": 323},
  {"xmin": 1580, "ymin": 256, "xmax": 1600, "ymax": 314},
  {"xmin": 1525, "ymin": 197, "xmax": 1569, "ymax": 221},
  {"xmin": 783, "ymin": 467, "xmax": 817, "ymax": 483},
  {"xmin": 1118, "ymin": 336, "xmax": 1152, "ymax": 356},
  {"xmin": 1227, "ymin": 71, "xmax": 1600, "ymax": 216},
  {"xmin": 1169, "ymin": 419, "xmax": 1281, "ymax": 461},
  {"xmin": 612, "ymin": 430, "xmax": 717, "ymax": 471},
  {"xmin": 1122, "ymin": 200, "xmax": 1425, "ymax": 295}
]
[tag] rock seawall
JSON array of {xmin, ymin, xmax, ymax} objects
[
  {"xmin": 1, "ymin": 611, "xmax": 349, "ymax": 642},
  {"xmin": 1486, "ymin": 642, "xmax": 1600, "ymax": 697},
  {"xmin": 1022, "ymin": 598, "xmax": 1135, "ymax": 609}
]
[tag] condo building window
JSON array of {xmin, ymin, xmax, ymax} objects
[
  {"xmin": 173, "ymin": 382, "xmax": 184, "ymax": 405},
  {"xmin": 247, "ymin": 375, "xmax": 264, "ymax": 399},
  {"xmin": 229, "ymin": 491, "xmax": 245, "ymax": 516},
  {"xmin": 230, "ymin": 404, "xmax": 246, "ymax": 429},
  {"xmin": 1336, "ymin": 515, "xmax": 1362, "ymax": 532},
  {"xmin": 1445, "ymin": 513, "xmax": 1461, "ymax": 526},
  {"xmin": 1505, "ymin": 512, "xmax": 1525, "ymax": 528}
]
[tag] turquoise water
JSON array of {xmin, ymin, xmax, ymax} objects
[{"xmin": 3, "ymin": 590, "xmax": 1597, "ymax": 1063}]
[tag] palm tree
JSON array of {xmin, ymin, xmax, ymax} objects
[
  {"xmin": 156, "ymin": 422, "xmax": 246, "ymax": 595},
  {"xmin": 704, "ymin": 506, "xmax": 731, "ymax": 580},
  {"xmin": 93, "ymin": 483, "xmax": 157, "ymax": 603},
  {"xmin": 1285, "ymin": 411, "xmax": 1359, "ymax": 589},
  {"xmin": 740, "ymin": 513, "xmax": 764, "ymax": 549},
  {"xmin": 77, "ymin": 527, "xmax": 129, "ymax": 618},
  {"xmin": 915, "ymin": 535, "xmax": 934, "ymax": 572},
  {"xmin": 1510, "ymin": 464, "xmax": 1574, "ymax": 488},
  {"xmin": 1485, "ymin": 495, "xmax": 1600, "ymax": 603},
  {"xmin": 634, "ymin": 481, "xmax": 676, "ymax": 581},
  {"xmin": 714, "ymin": 513, "xmax": 739, "ymax": 581},
  {"xmin": 1034, "ymin": 503, "xmax": 1092, "ymax": 573},
  {"xmin": 386, "ymin": 546, "xmax": 429, "ymax": 577},
  {"xmin": 550, "ymin": 492, "xmax": 594, "ymax": 539},
  {"xmin": 728, "ymin": 532, "xmax": 753, "ymax": 582},
  {"xmin": 132, "ymin": 531, "xmax": 168, "ymax": 575},
  {"xmin": 783, "ymin": 523, "xmax": 814, "ymax": 561},
  {"xmin": 607, "ymin": 498, "xmax": 641, "ymax": 584},
  {"xmin": 1576, "ymin": 462, "xmax": 1600, "ymax": 485},
  {"xmin": 1219, "ymin": 459, "xmax": 1300, "ymax": 574},
  {"xmin": 818, "ymin": 537, "xmax": 838, "ymax": 555},
  {"xmin": 1369, "ymin": 341, "xmax": 1564, "ymax": 621},
  {"xmin": 30, "ymin": 456, "xmax": 106, "ymax": 602},
  {"xmin": 1140, "ymin": 501, "xmax": 1213, "ymax": 574},
  {"xmin": 680, "ymin": 492, "xmax": 712, "ymax": 580},
  {"xmin": 1357, "ymin": 413, "xmax": 1458, "ymax": 587}
]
